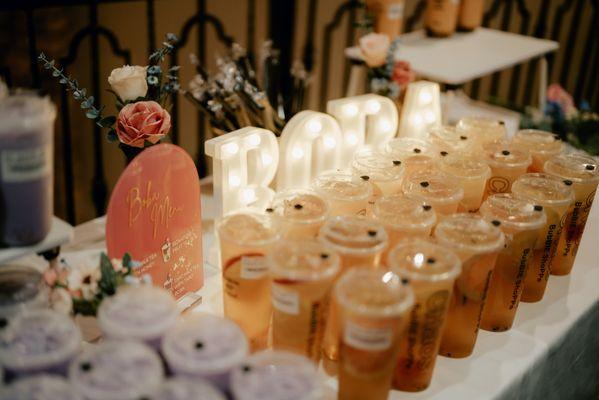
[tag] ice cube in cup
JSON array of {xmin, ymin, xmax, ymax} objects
[
  {"xmin": 161, "ymin": 313, "xmax": 248, "ymax": 391},
  {"xmin": 153, "ymin": 377, "xmax": 225, "ymax": 400},
  {"xmin": 2, "ymin": 374, "xmax": 82, "ymax": 400},
  {"xmin": 68, "ymin": 340, "xmax": 164, "ymax": 400},
  {"xmin": 0, "ymin": 309, "xmax": 81, "ymax": 379}
]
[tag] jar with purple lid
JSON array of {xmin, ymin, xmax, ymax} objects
[
  {"xmin": 0, "ymin": 92, "xmax": 56, "ymax": 246},
  {"xmin": 2, "ymin": 374, "xmax": 83, "ymax": 400},
  {"xmin": 0, "ymin": 309, "xmax": 81, "ymax": 379},
  {"xmin": 153, "ymin": 377, "xmax": 226, "ymax": 400}
]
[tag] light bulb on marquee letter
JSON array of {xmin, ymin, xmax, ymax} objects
[
  {"xmin": 277, "ymin": 111, "xmax": 343, "ymax": 190},
  {"xmin": 327, "ymin": 94, "xmax": 398, "ymax": 168},
  {"xmin": 205, "ymin": 127, "xmax": 279, "ymax": 216},
  {"xmin": 398, "ymin": 80, "xmax": 441, "ymax": 139}
]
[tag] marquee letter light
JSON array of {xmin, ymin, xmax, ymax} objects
[
  {"xmin": 327, "ymin": 94, "xmax": 398, "ymax": 168},
  {"xmin": 205, "ymin": 127, "xmax": 279, "ymax": 217},
  {"xmin": 277, "ymin": 111, "xmax": 343, "ymax": 190},
  {"xmin": 398, "ymin": 80, "xmax": 441, "ymax": 139}
]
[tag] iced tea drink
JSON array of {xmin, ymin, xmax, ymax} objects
[
  {"xmin": 269, "ymin": 189, "xmax": 329, "ymax": 240},
  {"xmin": 482, "ymin": 142, "xmax": 531, "ymax": 198},
  {"xmin": 479, "ymin": 194, "xmax": 546, "ymax": 331},
  {"xmin": 384, "ymin": 137, "xmax": 437, "ymax": 177},
  {"xmin": 435, "ymin": 214, "xmax": 504, "ymax": 357},
  {"xmin": 403, "ymin": 170, "xmax": 464, "ymax": 217},
  {"xmin": 312, "ymin": 171, "xmax": 373, "ymax": 217},
  {"xmin": 318, "ymin": 216, "xmax": 389, "ymax": 366},
  {"xmin": 456, "ymin": 116, "xmax": 507, "ymax": 149},
  {"xmin": 269, "ymin": 240, "xmax": 340, "ymax": 363},
  {"xmin": 387, "ymin": 239, "xmax": 461, "ymax": 392},
  {"xmin": 512, "ymin": 173, "xmax": 574, "ymax": 302},
  {"xmin": 217, "ymin": 212, "xmax": 280, "ymax": 351},
  {"xmin": 373, "ymin": 194, "xmax": 437, "ymax": 261},
  {"xmin": 512, "ymin": 129, "xmax": 563, "ymax": 172},
  {"xmin": 439, "ymin": 153, "xmax": 491, "ymax": 212},
  {"xmin": 544, "ymin": 154, "xmax": 599, "ymax": 275},
  {"xmin": 351, "ymin": 148, "xmax": 404, "ymax": 203},
  {"xmin": 336, "ymin": 268, "xmax": 414, "ymax": 400},
  {"xmin": 428, "ymin": 125, "xmax": 476, "ymax": 154}
]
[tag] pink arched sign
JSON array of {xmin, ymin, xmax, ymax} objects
[{"xmin": 106, "ymin": 144, "xmax": 203, "ymax": 299}]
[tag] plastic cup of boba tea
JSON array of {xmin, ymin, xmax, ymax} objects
[
  {"xmin": 153, "ymin": 378, "xmax": 225, "ymax": 400},
  {"xmin": 335, "ymin": 268, "xmax": 414, "ymax": 400},
  {"xmin": 439, "ymin": 153, "xmax": 491, "ymax": 212},
  {"xmin": 482, "ymin": 142, "xmax": 531, "ymax": 198},
  {"xmin": 217, "ymin": 211, "xmax": 280, "ymax": 351},
  {"xmin": 0, "ymin": 264, "xmax": 49, "ymax": 318},
  {"xmin": 428, "ymin": 125, "xmax": 476, "ymax": 154},
  {"xmin": 230, "ymin": 350, "xmax": 321, "ymax": 400},
  {"xmin": 69, "ymin": 340, "xmax": 164, "ymax": 400},
  {"xmin": 512, "ymin": 129, "xmax": 563, "ymax": 172},
  {"xmin": 0, "ymin": 309, "xmax": 81, "ymax": 379},
  {"xmin": 312, "ymin": 171, "xmax": 373, "ymax": 217},
  {"xmin": 269, "ymin": 240, "xmax": 340, "ymax": 363},
  {"xmin": 268, "ymin": 188, "xmax": 329, "ymax": 240},
  {"xmin": 2, "ymin": 374, "xmax": 83, "ymax": 400},
  {"xmin": 402, "ymin": 170, "xmax": 464, "ymax": 217},
  {"xmin": 98, "ymin": 285, "xmax": 178, "ymax": 349},
  {"xmin": 383, "ymin": 137, "xmax": 437, "ymax": 177},
  {"xmin": 543, "ymin": 154, "xmax": 599, "ymax": 275},
  {"xmin": 161, "ymin": 313, "xmax": 248, "ymax": 391},
  {"xmin": 387, "ymin": 238, "xmax": 461, "ymax": 392},
  {"xmin": 479, "ymin": 193, "xmax": 546, "ymax": 332},
  {"xmin": 373, "ymin": 194, "xmax": 437, "ymax": 261},
  {"xmin": 351, "ymin": 148, "xmax": 404, "ymax": 203},
  {"xmin": 318, "ymin": 216, "xmax": 388, "ymax": 368},
  {"xmin": 456, "ymin": 116, "xmax": 507, "ymax": 149},
  {"xmin": 511, "ymin": 173, "xmax": 574, "ymax": 302},
  {"xmin": 434, "ymin": 214, "xmax": 505, "ymax": 358}
]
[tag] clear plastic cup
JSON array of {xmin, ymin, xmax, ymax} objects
[
  {"xmin": 2, "ymin": 374, "xmax": 83, "ymax": 400},
  {"xmin": 383, "ymin": 137, "xmax": 437, "ymax": 177},
  {"xmin": 161, "ymin": 313, "xmax": 248, "ymax": 391},
  {"xmin": 335, "ymin": 268, "xmax": 414, "ymax": 400},
  {"xmin": 97, "ymin": 285, "xmax": 178, "ymax": 349},
  {"xmin": 456, "ymin": 116, "xmax": 507, "ymax": 149},
  {"xmin": 402, "ymin": 170, "xmax": 464, "ymax": 217},
  {"xmin": 0, "ymin": 309, "xmax": 81, "ymax": 379},
  {"xmin": 318, "ymin": 216, "xmax": 388, "ymax": 367},
  {"xmin": 312, "ymin": 171, "xmax": 372, "ymax": 217},
  {"xmin": 428, "ymin": 125, "xmax": 476, "ymax": 154},
  {"xmin": 512, "ymin": 129, "xmax": 563, "ymax": 172},
  {"xmin": 69, "ymin": 340, "xmax": 164, "ymax": 400},
  {"xmin": 0, "ymin": 264, "xmax": 49, "ymax": 318},
  {"xmin": 482, "ymin": 142, "xmax": 531, "ymax": 198},
  {"xmin": 434, "ymin": 214, "xmax": 505, "ymax": 358},
  {"xmin": 230, "ymin": 350, "xmax": 321, "ymax": 400},
  {"xmin": 351, "ymin": 148, "xmax": 404, "ymax": 203},
  {"xmin": 438, "ymin": 153, "xmax": 491, "ymax": 212},
  {"xmin": 0, "ymin": 93, "xmax": 56, "ymax": 246},
  {"xmin": 373, "ymin": 194, "xmax": 437, "ymax": 262},
  {"xmin": 387, "ymin": 238, "xmax": 461, "ymax": 392},
  {"xmin": 217, "ymin": 212, "xmax": 280, "ymax": 351},
  {"xmin": 512, "ymin": 173, "xmax": 575, "ymax": 302},
  {"xmin": 479, "ymin": 194, "xmax": 546, "ymax": 331},
  {"xmin": 153, "ymin": 378, "xmax": 225, "ymax": 400},
  {"xmin": 268, "ymin": 189, "xmax": 329, "ymax": 240},
  {"xmin": 544, "ymin": 154, "xmax": 599, "ymax": 275},
  {"xmin": 269, "ymin": 240, "xmax": 339, "ymax": 363}
]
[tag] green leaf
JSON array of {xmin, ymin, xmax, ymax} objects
[
  {"xmin": 52, "ymin": 68, "xmax": 62, "ymax": 77},
  {"xmin": 97, "ymin": 116, "xmax": 116, "ymax": 128},
  {"xmin": 72, "ymin": 298, "xmax": 100, "ymax": 316},
  {"xmin": 85, "ymin": 109, "xmax": 99, "ymax": 119},
  {"xmin": 59, "ymin": 78, "xmax": 68, "ymax": 84},
  {"xmin": 122, "ymin": 252, "xmax": 132, "ymax": 269},
  {"xmin": 98, "ymin": 253, "xmax": 118, "ymax": 296},
  {"xmin": 106, "ymin": 129, "xmax": 118, "ymax": 142}
]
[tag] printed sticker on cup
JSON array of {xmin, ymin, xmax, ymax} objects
[
  {"xmin": 343, "ymin": 320, "xmax": 393, "ymax": 351},
  {"xmin": 272, "ymin": 283, "xmax": 300, "ymax": 315},
  {"xmin": 240, "ymin": 256, "xmax": 269, "ymax": 279}
]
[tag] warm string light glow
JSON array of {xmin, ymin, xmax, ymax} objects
[{"xmin": 398, "ymin": 81, "xmax": 442, "ymax": 139}]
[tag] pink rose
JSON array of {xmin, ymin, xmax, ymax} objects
[
  {"xmin": 392, "ymin": 60, "xmax": 416, "ymax": 88},
  {"xmin": 359, "ymin": 33, "xmax": 390, "ymax": 67},
  {"xmin": 116, "ymin": 101, "xmax": 171, "ymax": 148},
  {"xmin": 546, "ymin": 83, "xmax": 576, "ymax": 116}
]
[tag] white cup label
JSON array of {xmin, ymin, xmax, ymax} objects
[
  {"xmin": 1, "ymin": 145, "xmax": 51, "ymax": 183},
  {"xmin": 271, "ymin": 283, "xmax": 300, "ymax": 315},
  {"xmin": 343, "ymin": 320, "xmax": 392, "ymax": 351},
  {"xmin": 387, "ymin": 3, "xmax": 404, "ymax": 19},
  {"xmin": 240, "ymin": 256, "xmax": 269, "ymax": 279}
]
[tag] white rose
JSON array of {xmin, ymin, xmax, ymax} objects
[
  {"xmin": 359, "ymin": 33, "xmax": 390, "ymax": 67},
  {"xmin": 107, "ymin": 65, "xmax": 148, "ymax": 101}
]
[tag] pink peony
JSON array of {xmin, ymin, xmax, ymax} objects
[
  {"xmin": 116, "ymin": 101, "xmax": 171, "ymax": 148},
  {"xmin": 546, "ymin": 83, "xmax": 576, "ymax": 116},
  {"xmin": 359, "ymin": 33, "xmax": 390, "ymax": 67},
  {"xmin": 392, "ymin": 60, "xmax": 416, "ymax": 88}
]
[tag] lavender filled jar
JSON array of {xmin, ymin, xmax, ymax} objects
[{"xmin": 0, "ymin": 92, "xmax": 56, "ymax": 246}]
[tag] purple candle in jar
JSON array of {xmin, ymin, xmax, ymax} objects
[{"xmin": 0, "ymin": 92, "xmax": 55, "ymax": 246}]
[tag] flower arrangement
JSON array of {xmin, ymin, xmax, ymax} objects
[
  {"xmin": 38, "ymin": 33, "xmax": 180, "ymax": 161},
  {"xmin": 45, "ymin": 252, "xmax": 147, "ymax": 316}
]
